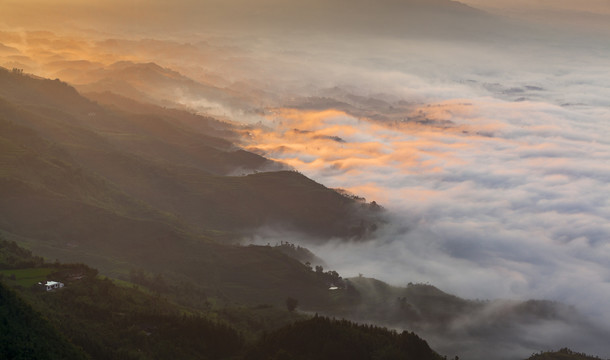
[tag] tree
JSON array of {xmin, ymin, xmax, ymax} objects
[{"xmin": 285, "ymin": 297, "xmax": 298, "ymax": 312}]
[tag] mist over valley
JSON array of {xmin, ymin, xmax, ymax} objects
[{"xmin": 1, "ymin": 0, "xmax": 610, "ymax": 359}]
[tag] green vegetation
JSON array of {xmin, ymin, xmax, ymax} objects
[
  {"xmin": 0, "ymin": 67, "xmax": 599, "ymax": 360},
  {"xmin": 0, "ymin": 241, "xmax": 446, "ymax": 360},
  {"xmin": 3, "ymin": 265, "xmax": 245, "ymax": 359},
  {"xmin": 26, "ymin": 276, "xmax": 244, "ymax": 360},
  {"xmin": 0, "ymin": 239, "xmax": 45, "ymax": 269},
  {"xmin": 0, "ymin": 267, "xmax": 54, "ymax": 287},
  {"xmin": 0, "ymin": 66, "xmax": 382, "ymax": 310},
  {"xmin": 0, "ymin": 242, "xmax": 245, "ymax": 359},
  {"xmin": 0, "ymin": 281, "xmax": 89, "ymax": 360},
  {"xmin": 526, "ymin": 348, "xmax": 606, "ymax": 360},
  {"xmin": 245, "ymin": 316, "xmax": 444, "ymax": 360},
  {"xmin": 0, "ymin": 66, "xmax": 380, "ymax": 242},
  {"xmin": 343, "ymin": 277, "xmax": 479, "ymax": 327},
  {"xmin": 272, "ymin": 241, "xmax": 325, "ymax": 265}
]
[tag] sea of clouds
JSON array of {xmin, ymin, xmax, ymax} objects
[
  {"xmin": 2, "ymin": 3, "xmax": 609, "ymax": 355},
  {"xmin": 232, "ymin": 29, "xmax": 610, "ymax": 351},
  {"xmin": 236, "ymin": 33, "xmax": 610, "ymax": 357}
]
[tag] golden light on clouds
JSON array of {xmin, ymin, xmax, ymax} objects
[
  {"xmin": 2, "ymin": 0, "xmax": 610, "ymax": 356},
  {"xmin": 242, "ymin": 105, "xmax": 488, "ymax": 201}
]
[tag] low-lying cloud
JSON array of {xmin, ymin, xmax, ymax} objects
[
  {"xmin": 2, "ymin": 5, "xmax": 610, "ymax": 357},
  {"xmin": 237, "ymin": 31, "xmax": 610, "ymax": 358},
  {"xmin": 247, "ymin": 96, "xmax": 610, "ymax": 314}
]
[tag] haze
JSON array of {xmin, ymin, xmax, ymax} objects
[{"xmin": 1, "ymin": 0, "xmax": 609, "ymax": 358}]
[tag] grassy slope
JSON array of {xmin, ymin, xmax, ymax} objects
[
  {"xmin": 1, "ymin": 272, "xmax": 245, "ymax": 360},
  {"xmin": 0, "ymin": 281, "xmax": 90, "ymax": 360},
  {"xmin": 0, "ymin": 239, "xmax": 272, "ymax": 359},
  {"xmin": 1, "ymin": 240, "xmax": 446, "ymax": 360},
  {"xmin": 0, "ymin": 67, "xmax": 380, "ymax": 309},
  {"xmin": 0, "ymin": 67, "xmax": 378, "ymax": 239},
  {"xmin": 0, "ymin": 68, "xmax": 597, "ymax": 359}
]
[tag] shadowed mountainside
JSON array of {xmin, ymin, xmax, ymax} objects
[
  {"xmin": 526, "ymin": 348, "xmax": 606, "ymax": 360},
  {"xmin": 0, "ymin": 66, "xmax": 381, "ymax": 239},
  {"xmin": 337, "ymin": 277, "xmax": 610, "ymax": 360},
  {"xmin": 245, "ymin": 315, "xmax": 444, "ymax": 360},
  {"xmin": 0, "ymin": 67, "xmax": 381, "ymax": 308},
  {"xmin": 0, "ymin": 281, "xmax": 89, "ymax": 360},
  {"xmin": 72, "ymin": 61, "xmax": 258, "ymax": 115},
  {"xmin": 1, "ymin": 66, "xmax": 606, "ymax": 360},
  {"xmin": 0, "ymin": 240, "xmax": 445, "ymax": 360}
]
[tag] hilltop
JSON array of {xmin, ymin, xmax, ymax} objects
[
  {"xmin": 1, "ymin": 67, "xmax": 608, "ymax": 360},
  {"xmin": 0, "ymin": 66, "xmax": 381, "ymax": 308},
  {"xmin": 0, "ymin": 239, "xmax": 444, "ymax": 360}
]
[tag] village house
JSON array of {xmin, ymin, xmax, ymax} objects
[{"xmin": 40, "ymin": 281, "xmax": 64, "ymax": 291}]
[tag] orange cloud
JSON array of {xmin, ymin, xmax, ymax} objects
[{"xmin": 241, "ymin": 106, "xmax": 493, "ymax": 204}]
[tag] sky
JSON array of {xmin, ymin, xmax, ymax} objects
[
  {"xmin": 462, "ymin": 0, "xmax": 610, "ymax": 13},
  {"xmin": 3, "ymin": 0, "xmax": 610, "ymax": 35},
  {"xmin": 2, "ymin": 0, "xmax": 610, "ymax": 358},
  {"xmin": 461, "ymin": 0, "xmax": 610, "ymax": 32}
]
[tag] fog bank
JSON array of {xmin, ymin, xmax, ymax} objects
[{"xmin": 2, "ymin": 1, "xmax": 610, "ymax": 357}]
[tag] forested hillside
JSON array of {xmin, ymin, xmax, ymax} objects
[
  {"xmin": 1, "ymin": 67, "xmax": 605, "ymax": 360},
  {"xmin": 527, "ymin": 348, "xmax": 606, "ymax": 360},
  {"xmin": 0, "ymin": 281, "xmax": 89, "ymax": 360},
  {"xmin": 0, "ymin": 66, "xmax": 381, "ymax": 308},
  {"xmin": 0, "ymin": 239, "xmax": 445, "ymax": 360},
  {"xmin": 0, "ymin": 66, "xmax": 381, "ymax": 240},
  {"xmin": 246, "ymin": 316, "xmax": 443, "ymax": 360}
]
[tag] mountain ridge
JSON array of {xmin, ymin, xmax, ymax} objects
[{"xmin": 0, "ymin": 66, "xmax": 381, "ymax": 308}]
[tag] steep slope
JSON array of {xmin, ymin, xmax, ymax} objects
[
  {"xmin": 0, "ymin": 243, "xmax": 245, "ymax": 360},
  {"xmin": 0, "ymin": 67, "xmax": 380, "ymax": 239},
  {"xmin": 526, "ymin": 348, "xmax": 605, "ymax": 360},
  {"xmin": 72, "ymin": 61, "xmax": 256, "ymax": 115},
  {"xmin": 0, "ymin": 67, "xmax": 380, "ymax": 308},
  {"xmin": 246, "ymin": 316, "xmax": 444, "ymax": 360},
  {"xmin": 0, "ymin": 240, "xmax": 449, "ymax": 360},
  {"xmin": 340, "ymin": 277, "xmax": 610, "ymax": 360},
  {"xmin": 0, "ymin": 68, "xmax": 271, "ymax": 176},
  {"xmin": 0, "ymin": 281, "xmax": 89, "ymax": 360},
  {"xmin": 0, "ymin": 116, "xmax": 358, "ymax": 307},
  {"xmin": 80, "ymin": 91, "xmax": 240, "ymax": 142}
]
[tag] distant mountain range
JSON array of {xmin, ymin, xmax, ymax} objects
[{"xmin": 1, "ymin": 0, "xmax": 536, "ymax": 42}]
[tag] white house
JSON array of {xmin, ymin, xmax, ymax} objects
[{"xmin": 42, "ymin": 281, "xmax": 64, "ymax": 291}]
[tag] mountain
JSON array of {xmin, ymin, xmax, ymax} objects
[
  {"xmin": 0, "ymin": 240, "xmax": 446, "ymax": 360},
  {"xmin": 69, "ymin": 61, "xmax": 259, "ymax": 116},
  {"xmin": 0, "ymin": 240, "xmax": 246, "ymax": 360},
  {"xmin": 0, "ymin": 281, "xmax": 89, "ymax": 360},
  {"xmin": 1, "ymin": 0, "xmax": 534, "ymax": 44},
  {"xmin": 3, "ymin": 237, "xmax": 607, "ymax": 360},
  {"xmin": 2, "ymin": 66, "xmax": 604, "ymax": 360},
  {"xmin": 0, "ymin": 66, "xmax": 380, "ymax": 237},
  {"xmin": 0, "ymin": 66, "xmax": 381, "ymax": 308},
  {"xmin": 527, "ymin": 348, "xmax": 606, "ymax": 360},
  {"xmin": 245, "ymin": 0, "xmax": 494, "ymax": 37},
  {"xmin": 335, "ymin": 277, "xmax": 610, "ymax": 360},
  {"xmin": 245, "ymin": 315, "xmax": 443, "ymax": 360}
]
